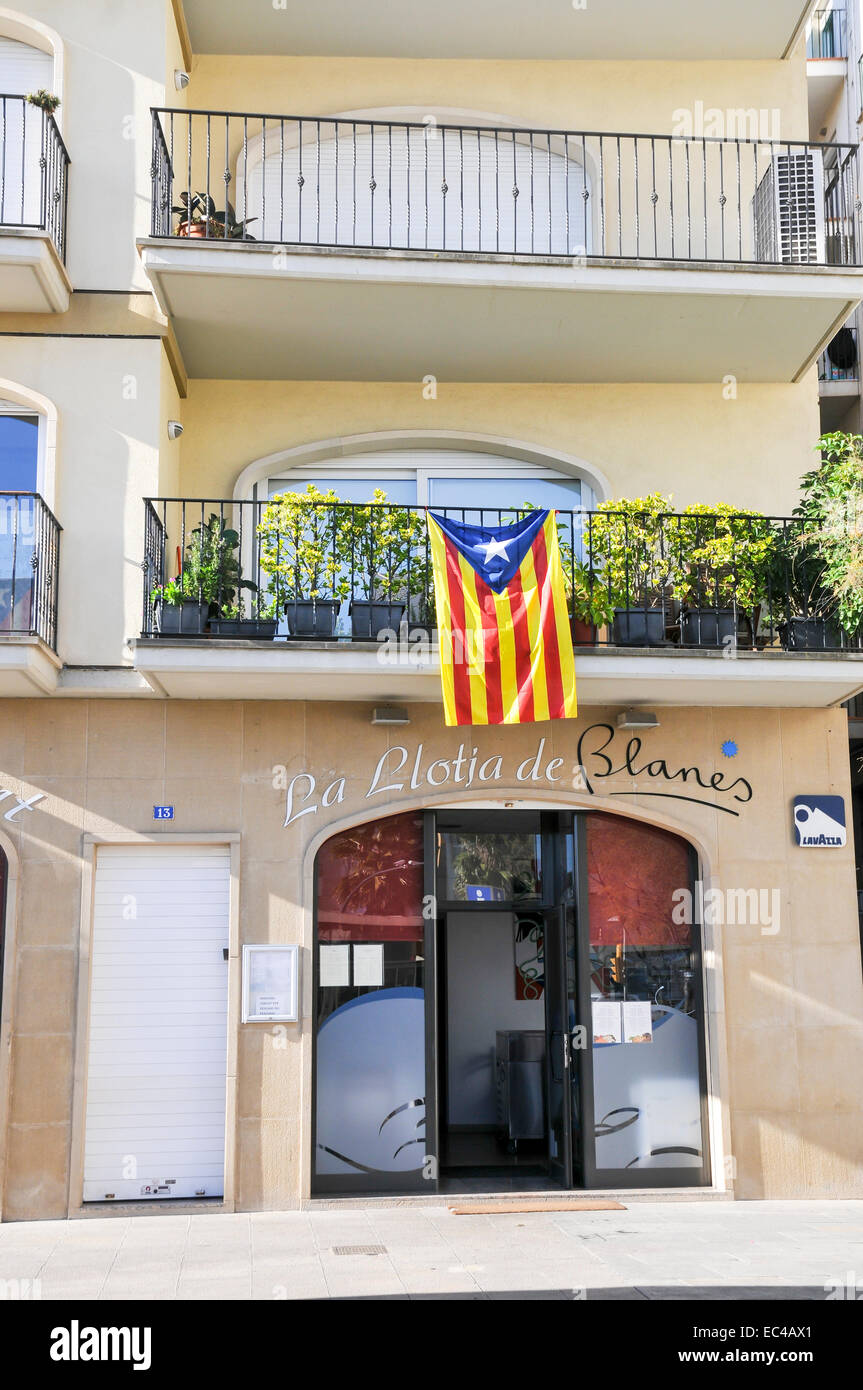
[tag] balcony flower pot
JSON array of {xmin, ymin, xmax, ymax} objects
[
  {"xmin": 350, "ymin": 599, "xmax": 406, "ymax": 639},
  {"xmin": 570, "ymin": 617, "xmax": 597, "ymax": 647},
  {"xmin": 778, "ymin": 616, "xmax": 837, "ymax": 651},
  {"xmin": 611, "ymin": 607, "xmax": 667, "ymax": 647},
  {"xmin": 156, "ymin": 600, "xmax": 209, "ymax": 636},
  {"xmin": 176, "ymin": 221, "xmax": 208, "ymax": 238},
  {"xmin": 680, "ymin": 607, "xmax": 737, "ymax": 647},
  {"xmin": 285, "ymin": 598, "xmax": 340, "ymax": 638},
  {"xmin": 208, "ymin": 617, "xmax": 277, "ymax": 640}
]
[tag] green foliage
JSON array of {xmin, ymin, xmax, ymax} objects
[
  {"xmin": 26, "ymin": 90, "xmax": 60, "ymax": 114},
  {"xmin": 789, "ymin": 431, "xmax": 863, "ymax": 635},
  {"xmin": 150, "ymin": 574, "xmax": 192, "ymax": 608},
  {"xmin": 339, "ymin": 489, "xmax": 428, "ymax": 601},
  {"xmin": 154, "ymin": 513, "xmax": 257, "ymax": 613},
  {"xmin": 670, "ymin": 504, "xmax": 779, "ymax": 616},
  {"xmin": 257, "ymin": 484, "xmax": 346, "ymax": 606},
  {"xmin": 583, "ymin": 494, "xmax": 675, "ymax": 611},
  {"xmin": 172, "ymin": 191, "xmax": 257, "ymax": 239}
]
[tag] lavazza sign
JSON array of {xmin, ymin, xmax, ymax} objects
[{"xmin": 280, "ymin": 721, "xmax": 755, "ymax": 827}]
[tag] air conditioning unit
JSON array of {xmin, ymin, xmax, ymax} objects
[{"xmin": 752, "ymin": 149, "xmax": 826, "ymax": 264}]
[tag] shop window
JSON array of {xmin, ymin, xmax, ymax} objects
[
  {"xmin": 586, "ymin": 812, "xmax": 705, "ymax": 1175},
  {"xmin": 314, "ymin": 811, "xmax": 427, "ymax": 1189}
]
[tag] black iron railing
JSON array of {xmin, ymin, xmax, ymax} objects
[
  {"xmin": 0, "ymin": 96, "xmax": 70, "ymax": 259},
  {"xmin": 149, "ymin": 107, "xmax": 862, "ymax": 266},
  {"xmin": 140, "ymin": 497, "xmax": 863, "ymax": 653},
  {"xmin": 0, "ymin": 493, "xmax": 61, "ymax": 650},
  {"xmin": 819, "ymin": 323, "xmax": 859, "ymax": 380},
  {"xmin": 807, "ymin": 7, "xmax": 846, "ymax": 58}
]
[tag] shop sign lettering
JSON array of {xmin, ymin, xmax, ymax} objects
[
  {"xmin": 282, "ymin": 722, "xmax": 754, "ymax": 827},
  {"xmin": 0, "ymin": 787, "xmax": 46, "ymax": 821}
]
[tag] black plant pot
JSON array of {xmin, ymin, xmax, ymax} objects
[
  {"xmin": 779, "ymin": 616, "xmax": 836, "ymax": 651},
  {"xmin": 612, "ymin": 607, "xmax": 667, "ymax": 647},
  {"xmin": 350, "ymin": 599, "xmax": 406, "ymax": 639},
  {"xmin": 156, "ymin": 601, "xmax": 209, "ymax": 636},
  {"xmin": 209, "ymin": 618, "xmax": 278, "ymax": 640},
  {"xmin": 680, "ymin": 608, "xmax": 737, "ymax": 647},
  {"xmin": 285, "ymin": 599, "xmax": 340, "ymax": 638}
]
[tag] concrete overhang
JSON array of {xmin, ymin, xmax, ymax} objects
[
  {"xmin": 132, "ymin": 640, "xmax": 863, "ymax": 709},
  {"xmin": 0, "ymin": 231, "xmax": 71, "ymax": 314},
  {"xmin": 138, "ymin": 239, "xmax": 863, "ymax": 384},
  {"xmin": 0, "ymin": 638, "xmax": 61, "ymax": 696}
]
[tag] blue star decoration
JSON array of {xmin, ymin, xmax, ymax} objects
[{"xmin": 721, "ymin": 739, "xmax": 738, "ymax": 758}]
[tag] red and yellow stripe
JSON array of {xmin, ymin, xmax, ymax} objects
[{"xmin": 429, "ymin": 512, "xmax": 577, "ymax": 727}]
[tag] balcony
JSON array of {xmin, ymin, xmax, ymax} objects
[
  {"xmin": 807, "ymin": 9, "xmax": 847, "ymax": 137},
  {"xmin": 132, "ymin": 497, "xmax": 863, "ymax": 707},
  {"xmin": 0, "ymin": 96, "xmax": 71, "ymax": 313},
  {"xmin": 139, "ymin": 109, "xmax": 863, "ymax": 384},
  {"xmin": 176, "ymin": 0, "xmax": 814, "ymax": 61},
  {"xmin": 0, "ymin": 492, "xmax": 62, "ymax": 695}
]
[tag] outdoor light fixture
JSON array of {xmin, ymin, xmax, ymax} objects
[
  {"xmin": 617, "ymin": 709, "xmax": 660, "ymax": 729},
  {"xmin": 371, "ymin": 706, "xmax": 410, "ymax": 725},
  {"xmin": 167, "ymin": 420, "xmax": 184, "ymax": 440},
  {"xmin": 174, "ymin": 70, "xmax": 191, "ymax": 91}
]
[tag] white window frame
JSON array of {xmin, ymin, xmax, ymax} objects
[{"xmin": 0, "ymin": 399, "xmax": 45, "ymax": 497}]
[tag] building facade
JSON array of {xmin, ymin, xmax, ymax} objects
[{"xmin": 1, "ymin": 1, "xmax": 863, "ymax": 1220}]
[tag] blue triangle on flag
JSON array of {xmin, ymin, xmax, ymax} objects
[{"xmin": 430, "ymin": 509, "xmax": 550, "ymax": 595}]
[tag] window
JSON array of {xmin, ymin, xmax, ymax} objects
[{"xmin": 0, "ymin": 411, "xmax": 39, "ymax": 492}]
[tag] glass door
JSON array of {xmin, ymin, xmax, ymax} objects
[{"xmin": 543, "ymin": 905, "xmax": 573, "ymax": 1187}]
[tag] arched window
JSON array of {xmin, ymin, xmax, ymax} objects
[
  {"xmin": 0, "ymin": 35, "xmax": 54, "ymax": 226},
  {"xmin": 238, "ymin": 118, "xmax": 593, "ymax": 255}
]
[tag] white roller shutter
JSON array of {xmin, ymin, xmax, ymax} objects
[
  {"xmin": 83, "ymin": 845, "xmax": 231, "ymax": 1202},
  {"xmin": 0, "ymin": 38, "xmax": 54, "ymax": 226}
]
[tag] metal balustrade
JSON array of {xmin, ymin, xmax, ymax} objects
[
  {"xmin": 150, "ymin": 107, "xmax": 863, "ymax": 266},
  {"xmin": 0, "ymin": 493, "xmax": 61, "ymax": 649},
  {"xmin": 0, "ymin": 96, "xmax": 70, "ymax": 259},
  {"xmin": 819, "ymin": 324, "xmax": 859, "ymax": 381},
  {"xmin": 140, "ymin": 498, "xmax": 863, "ymax": 652}
]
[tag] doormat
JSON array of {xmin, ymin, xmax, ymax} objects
[{"xmin": 448, "ymin": 1199, "xmax": 625, "ymax": 1215}]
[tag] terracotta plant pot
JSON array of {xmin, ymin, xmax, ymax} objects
[
  {"xmin": 177, "ymin": 221, "xmax": 208, "ymax": 238},
  {"xmin": 570, "ymin": 617, "xmax": 597, "ymax": 647}
]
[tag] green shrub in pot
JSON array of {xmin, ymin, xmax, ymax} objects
[
  {"xmin": 786, "ymin": 431, "xmax": 863, "ymax": 643},
  {"xmin": 257, "ymin": 484, "xmax": 346, "ymax": 637}
]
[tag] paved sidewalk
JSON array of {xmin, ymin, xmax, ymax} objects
[{"xmin": 0, "ymin": 1200, "xmax": 860, "ymax": 1301}]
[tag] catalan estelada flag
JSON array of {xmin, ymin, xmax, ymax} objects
[{"xmin": 427, "ymin": 508, "xmax": 576, "ymax": 726}]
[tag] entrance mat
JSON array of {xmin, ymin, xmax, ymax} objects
[{"xmin": 448, "ymin": 1199, "xmax": 626, "ymax": 1215}]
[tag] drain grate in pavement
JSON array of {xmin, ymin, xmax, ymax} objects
[{"xmin": 332, "ymin": 1244, "xmax": 387, "ymax": 1256}]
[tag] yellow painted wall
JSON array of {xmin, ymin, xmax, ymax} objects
[
  {"xmin": 184, "ymin": 56, "xmax": 809, "ymax": 143},
  {"xmin": 178, "ymin": 378, "xmax": 821, "ymax": 514}
]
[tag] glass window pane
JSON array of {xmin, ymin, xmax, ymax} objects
[
  {"xmin": 314, "ymin": 812, "xmax": 426, "ymax": 1184},
  {"xmin": 0, "ymin": 493, "xmax": 35, "ymax": 634},
  {"xmin": 0, "ymin": 415, "xmax": 38, "ymax": 492},
  {"xmin": 268, "ymin": 476, "xmax": 416, "ymax": 504},
  {"xmin": 439, "ymin": 825, "xmax": 542, "ymax": 903},
  {"xmin": 429, "ymin": 474, "xmax": 582, "ymax": 522},
  {"xmin": 586, "ymin": 812, "xmax": 705, "ymax": 1173}
]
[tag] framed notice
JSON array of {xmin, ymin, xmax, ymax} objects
[{"xmin": 242, "ymin": 944, "xmax": 299, "ymax": 1023}]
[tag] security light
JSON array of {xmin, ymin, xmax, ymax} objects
[
  {"xmin": 174, "ymin": 70, "xmax": 191, "ymax": 91},
  {"xmin": 371, "ymin": 706, "xmax": 410, "ymax": 725},
  {"xmin": 167, "ymin": 420, "xmax": 184, "ymax": 440},
  {"xmin": 617, "ymin": 709, "xmax": 659, "ymax": 729}
]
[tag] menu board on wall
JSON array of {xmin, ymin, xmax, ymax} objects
[{"xmin": 242, "ymin": 944, "xmax": 299, "ymax": 1022}]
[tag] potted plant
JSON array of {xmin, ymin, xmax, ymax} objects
[
  {"xmin": 257, "ymin": 485, "xmax": 345, "ymax": 637},
  {"xmin": 778, "ymin": 432, "xmax": 863, "ymax": 650},
  {"xmin": 670, "ymin": 504, "xmax": 779, "ymax": 647},
  {"xmin": 181, "ymin": 512, "xmax": 259, "ymax": 632},
  {"xmin": 342, "ymin": 491, "xmax": 425, "ymax": 639},
  {"xmin": 209, "ymin": 599, "xmax": 278, "ymax": 641},
  {"xmin": 150, "ymin": 574, "xmax": 209, "ymax": 637},
  {"xmin": 26, "ymin": 90, "xmax": 61, "ymax": 114},
  {"xmin": 583, "ymin": 494, "xmax": 675, "ymax": 646},
  {"xmin": 172, "ymin": 191, "xmax": 257, "ymax": 240}
]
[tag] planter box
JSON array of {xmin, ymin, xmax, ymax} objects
[
  {"xmin": 285, "ymin": 599, "xmax": 340, "ymax": 638},
  {"xmin": 680, "ymin": 608, "xmax": 737, "ymax": 647},
  {"xmin": 350, "ymin": 600, "xmax": 406, "ymax": 639},
  {"xmin": 779, "ymin": 616, "xmax": 837, "ymax": 651},
  {"xmin": 156, "ymin": 601, "xmax": 209, "ymax": 636},
  {"xmin": 571, "ymin": 617, "xmax": 597, "ymax": 647},
  {"xmin": 209, "ymin": 618, "xmax": 277, "ymax": 640},
  {"xmin": 612, "ymin": 607, "xmax": 667, "ymax": 647}
]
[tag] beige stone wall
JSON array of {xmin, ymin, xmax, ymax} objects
[{"xmin": 0, "ymin": 696, "xmax": 861, "ymax": 1219}]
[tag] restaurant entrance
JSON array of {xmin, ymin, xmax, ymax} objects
[{"xmin": 312, "ymin": 807, "xmax": 710, "ymax": 1195}]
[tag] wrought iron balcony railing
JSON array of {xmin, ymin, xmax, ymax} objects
[
  {"xmin": 0, "ymin": 493, "xmax": 61, "ymax": 650},
  {"xmin": 819, "ymin": 323, "xmax": 859, "ymax": 380},
  {"xmin": 150, "ymin": 107, "xmax": 862, "ymax": 266},
  {"xmin": 807, "ymin": 7, "xmax": 846, "ymax": 59},
  {"xmin": 140, "ymin": 497, "xmax": 863, "ymax": 653},
  {"xmin": 0, "ymin": 96, "xmax": 70, "ymax": 260}
]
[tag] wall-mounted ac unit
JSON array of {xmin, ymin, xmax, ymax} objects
[{"xmin": 752, "ymin": 149, "xmax": 826, "ymax": 264}]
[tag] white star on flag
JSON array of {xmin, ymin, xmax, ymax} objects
[{"xmin": 480, "ymin": 536, "xmax": 510, "ymax": 563}]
